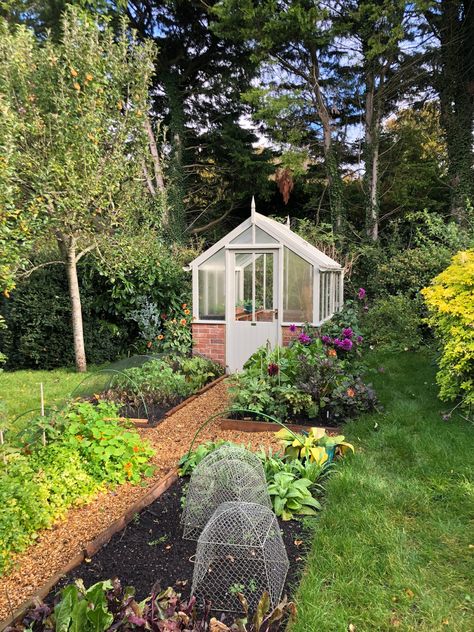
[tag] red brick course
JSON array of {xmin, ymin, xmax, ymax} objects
[
  {"xmin": 192, "ymin": 323, "xmax": 226, "ymax": 366},
  {"xmin": 192, "ymin": 323, "xmax": 306, "ymax": 368},
  {"xmin": 281, "ymin": 325, "xmax": 301, "ymax": 346}
]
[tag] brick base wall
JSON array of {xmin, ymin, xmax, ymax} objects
[
  {"xmin": 281, "ymin": 325, "xmax": 300, "ymax": 346},
  {"xmin": 192, "ymin": 323, "xmax": 226, "ymax": 366}
]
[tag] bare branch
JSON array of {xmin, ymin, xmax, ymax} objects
[{"xmin": 18, "ymin": 260, "xmax": 65, "ymax": 279}]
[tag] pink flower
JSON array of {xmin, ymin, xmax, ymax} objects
[
  {"xmin": 358, "ymin": 288, "xmax": 366, "ymax": 300},
  {"xmin": 289, "ymin": 324, "xmax": 297, "ymax": 333}
]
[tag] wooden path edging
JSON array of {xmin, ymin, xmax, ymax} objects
[
  {"xmin": 0, "ymin": 469, "xmax": 178, "ymax": 632},
  {"xmin": 219, "ymin": 418, "xmax": 342, "ymax": 434}
]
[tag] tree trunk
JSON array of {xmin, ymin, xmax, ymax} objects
[
  {"xmin": 64, "ymin": 240, "xmax": 87, "ymax": 372},
  {"xmin": 162, "ymin": 73, "xmax": 187, "ymax": 241},
  {"xmin": 309, "ymin": 48, "xmax": 345, "ymax": 234},
  {"xmin": 437, "ymin": 0, "xmax": 474, "ymax": 225},
  {"xmin": 364, "ymin": 68, "xmax": 380, "ymax": 241}
]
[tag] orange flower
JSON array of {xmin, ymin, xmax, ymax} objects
[
  {"xmin": 70, "ymin": 68, "xmax": 78, "ymax": 77},
  {"xmin": 180, "ymin": 318, "xmax": 187, "ymax": 326},
  {"xmin": 124, "ymin": 461, "xmax": 132, "ymax": 470},
  {"xmin": 133, "ymin": 445, "xmax": 139, "ymax": 453},
  {"xmin": 157, "ymin": 334, "xmax": 164, "ymax": 340},
  {"xmin": 347, "ymin": 387, "xmax": 356, "ymax": 398},
  {"xmin": 146, "ymin": 341, "xmax": 152, "ymax": 348},
  {"xmin": 182, "ymin": 303, "xmax": 187, "ymax": 308},
  {"xmin": 184, "ymin": 309, "xmax": 190, "ymax": 315},
  {"xmin": 73, "ymin": 82, "xmax": 81, "ymax": 91},
  {"xmin": 85, "ymin": 73, "xmax": 93, "ymax": 82},
  {"xmin": 327, "ymin": 348, "xmax": 337, "ymax": 357},
  {"xmin": 75, "ymin": 434, "xmax": 83, "ymax": 441}
]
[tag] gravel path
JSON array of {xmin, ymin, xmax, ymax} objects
[{"xmin": 0, "ymin": 380, "xmax": 280, "ymax": 621}]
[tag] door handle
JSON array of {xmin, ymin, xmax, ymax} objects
[{"xmin": 274, "ymin": 309, "xmax": 279, "ymax": 320}]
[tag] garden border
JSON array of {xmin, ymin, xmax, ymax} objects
[
  {"xmin": 219, "ymin": 418, "xmax": 342, "ymax": 434},
  {"xmin": 126, "ymin": 375, "xmax": 228, "ymax": 427},
  {"xmin": 0, "ymin": 469, "xmax": 178, "ymax": 632}
]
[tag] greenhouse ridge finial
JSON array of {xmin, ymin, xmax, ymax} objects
[
  {"xmin": 286, "ymin": 215, "xmax": 290, "ymax": 228},
  {"xmin": 251, "ymin": 195, "xmax": 256, "ymax": 221}
]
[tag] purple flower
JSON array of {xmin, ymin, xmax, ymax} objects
[
  {"xmin": 342, "ymin": 328, "xmax": 353, "ymax": 339},
  {"xmin": 289, "ymin": 324, "xmax": 297, "ymax": 333},
  {"xmin": 356, "ymin": 335, "xmax": 363, "ymax": 343},
  {"xmin": 358, "ymin": 288, "xmax": 366, "ymax": 300},
  {"xmin": 333, "ymin": 337, "xmax": 342, "ymax": 347},
  {"xmin": 267, "ymin": 363, "xmax": 279, "ymax": 376},
  {"xmin": 321, "ymin": 335, "xmax": 332, "ymax": 345},
  {"xmin": 340, "ymin": 338, "xmax": 353, "ymax": 351},
  {"xmin": 298, "ymin": 332, "xmax": 312, "ymax": 345}
]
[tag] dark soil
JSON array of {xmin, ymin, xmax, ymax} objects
[
  {"xmin": 229, "ymin": 410, "xmax": 341, "ymax": 428},
  {"xmin": 118, "ymin": 400, "xmax": 184, "ymax": 426},
  {"xmin": 52, "ymin": 478, "xmax": 311, "ymax": 610}
]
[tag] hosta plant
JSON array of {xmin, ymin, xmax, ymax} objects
[
  {"xmin": 275, "ymin": 427, "xmax": 354, "ymax": 464},
  {"xmin": 267, "ymin": 471, "xmax": 321, "ymax": 521}
]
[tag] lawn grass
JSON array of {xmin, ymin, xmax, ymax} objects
[
  {"xmin": 291, "ymin": 350, "xmax": 473, "ymax": 632},
  {"xmin": 0, "ymin": 367, "xmax": 92, "ymax": 424}
]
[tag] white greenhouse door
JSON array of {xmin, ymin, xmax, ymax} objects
[{"xmin": 227, "ymin": 250, "xmax": 279, "ymax": 372}]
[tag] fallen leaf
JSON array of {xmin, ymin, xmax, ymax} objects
[
  {"xmin": 85, "ymin": 558, "xmax": 91, "ymax": 563},
  {"xmin": 405, "ymin": 588, "xmax": 415, "ymax": 599},
  {"xmin": 442, "ymin": 620, "xmax": 449, "ymax": 625},
  {"xmin": 165, "ymin": 544, "xmax": 172, "ymax": 550},
  {"xmin": 294, "ymin": 540, "xmax": 303, "ymax": 547},
  {"xmin": 390, "ymin": 614, "xmax": 401, "ymax": 627},
  {"xmin": 176, "ymin": 579, "xmax": 188, "ymax": 587},
  {"xmin": 348, "ymin": 624, "xmax": 356, "ymax": 631}
]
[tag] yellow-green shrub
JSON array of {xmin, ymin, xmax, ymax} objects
[{"xmin": 422, "ymin": 250, "xmax": 474, "ymax": 407}]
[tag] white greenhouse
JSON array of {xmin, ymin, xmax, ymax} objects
[{"xmin": 187, "ymin": 199, "xmax": 343, "ymax": 372}]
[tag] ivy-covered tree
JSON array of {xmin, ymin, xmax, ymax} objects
[
  {"xmin": 422, "ymin": 0, "xmax": 473, "ymax": 225},
  {"xmin": 0, "ymin": 7, "xmax": 156, "ymax": 371}
]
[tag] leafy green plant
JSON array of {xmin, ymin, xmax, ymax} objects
[
  {"xmin": 230, "ymin": 337, "xmax": 377, "ymax": 424},
  {"xmin": 63, "ymin": 401, "xmax": 154, "ymax": 484},
  {"xmin": 0, "ymin": 401, "xmax": 154, "ymax": 574},
  {"xmin": 0, "ymin": 446, "xmax": 99, "ymax": 574},
  {"xmin": 6, "ymin": 580, "xmax": 295, "ymax": 631},
  {"xmin": 178, "ymin": 439, "xmax": 229, "ymax": 476},
  {"xmin": 267, "ymin": 471, "xmax": 321, "ymax": 521},
  {"xmin": 362, "ymin": 294, "xmax": 423, "ymax": 350}
]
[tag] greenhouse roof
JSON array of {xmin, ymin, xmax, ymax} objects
[{"xmin": 187, "ymin": 209, "xmax": 342, "ymax": 271}]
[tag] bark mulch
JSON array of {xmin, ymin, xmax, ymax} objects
[{"xmin": 0, "ymin": 380, "xmax": 281, "ymax": 621}]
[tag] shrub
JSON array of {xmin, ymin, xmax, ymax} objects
[
  {"xmin": 362, "ymin": 295, "xmax": 423, "ymax": 350},
  {"xmin": 422, "ymin": 250, "xmax": 474, "ymax": 409}
]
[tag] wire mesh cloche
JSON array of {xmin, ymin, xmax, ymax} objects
[
  {"xmin": 181, "ymin": 444, "xmax": 271, "ymax": 540},
  {"xmin": 191, "ymin": 501, "xmax": 289, "ymax": 612}
]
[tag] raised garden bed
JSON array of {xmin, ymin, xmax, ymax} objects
[
  {"xmin": 220, "ymin": 417, "xmax": 342, "ymax": 434},
  {"xmin": 120, "ymin": 375, "xmax": 227, "ymax": 427},
  {"xmin": 50, "ymin": 477, "xmax": 309, "ymax": 616}
]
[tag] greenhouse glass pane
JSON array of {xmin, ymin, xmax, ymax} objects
[
  {"xmin": 198, "ymin": 249, "xmax": 225, "ymax": 320},
  {"xmin": 231, "ymin": 227, "xmax": 253, "ymax": 244},
  {"xmin": 255, "ymin": 227, "xmax": 278, "ymax": 243},
  {"xmin": 283, "ymin": 247, "xmax": 313, "ymax": 322}
]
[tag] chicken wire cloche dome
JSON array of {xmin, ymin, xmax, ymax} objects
[
  {"xmin": 191, "ymin": 501, "xmax": 289, "ymax": 613},
  {"xmin": 181, "ymin": 444, "xmax": 271, "ymax": 540}
]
